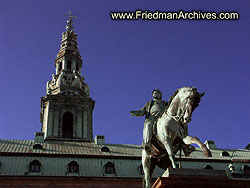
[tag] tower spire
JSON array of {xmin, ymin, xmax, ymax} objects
[
  {"xmin": 65, "ymin": 11, "xmax": 77, "ymax": 32},
  {"xmin": 40, "ymin": 13, "xmax": 95, "ymax": 142},
  {"xmin": 45, "ymin": 11, "xmax": 89, "ymax": 97}
]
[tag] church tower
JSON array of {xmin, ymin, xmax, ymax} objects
[{"xmin": 40, "ymin": 12, "xmax": 95, "ymax": 142}]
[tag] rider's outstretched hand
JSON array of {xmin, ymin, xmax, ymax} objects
[{"xmin": 129, "ymin": 111, "xmax": 138, "ymax": 117}]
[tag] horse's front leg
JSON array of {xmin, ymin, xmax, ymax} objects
[
  {"xmin": 183, "ymin": 136, "xmax": 212, "ymax": 157},
  {"xmin": 142, "ymin": 149, "xmax": 151, "ymax": 188},
  {"xmin": 162, "ymin": 137, "xmax": 176, "ymax": 168},
  {"xmin": 158, "ymin": 117, "xmax": 177, "ymax": 168}
]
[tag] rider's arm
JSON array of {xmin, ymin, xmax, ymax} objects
[
  {"xmin": 130, "ymin": 102, "xmax": 149, "ymax": 117},
  {"xmin": 130, "ymin": 109, "xmax": 146, "ymax": 117}
]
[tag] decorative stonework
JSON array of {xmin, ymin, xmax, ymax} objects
[{"xmin": 46, "ymin": 70, "xmax": 89, "ymax": 96}]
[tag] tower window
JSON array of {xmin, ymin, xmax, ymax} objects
[
  {"xmin": 67, "ymin": 61, "xmax": 72, "ymax": 71},
  {"xmin": 62, "ymin": 111, "xmax": 74, "ymax": 138},
  {"xmin": 68, "ymin": 161, "xmax": 79, "ymax": 173},
  {"xmin": 104, "ymin": 162, "xmax": 116, "ymax": 174},
  {"xmin": 76, "ymin": 64, "xmax": 79, "ymax": 72},
  {"xmin": 29, "ymin": 160, "xmax": 41, "ymax": 173},
  {"xmin": 58, "ymin": 62, "xmax": 62, "ymax": 71}
]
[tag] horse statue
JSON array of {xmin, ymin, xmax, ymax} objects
[{"xmin": 141, "ymin": 87, "xmax": 212, "ymax": 188}]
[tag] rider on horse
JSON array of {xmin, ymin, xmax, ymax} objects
[{"xmin": 130, "ymin": 89, "xmax": 168, "ymax": 153}]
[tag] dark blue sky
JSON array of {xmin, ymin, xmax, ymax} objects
[{"xmin": 0, "ymin": 0, "xmax": 249, "ymax": 149}]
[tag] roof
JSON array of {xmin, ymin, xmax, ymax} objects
[
  {"xmin": 0, "ymin": 139, "xmax": 141, "ymax": 158},
  {"xmin": 0, "ymin": 139, "xmax": 250, "ymax": 162}
]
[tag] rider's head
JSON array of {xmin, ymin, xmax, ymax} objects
[{"xmin": 152, "ymin": 89, "xmax": 162, "ymax": 100}]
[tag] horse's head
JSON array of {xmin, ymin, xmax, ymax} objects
[{"xmin": 168, "ymin": 87, "xmax": 205, "ymax": 124}]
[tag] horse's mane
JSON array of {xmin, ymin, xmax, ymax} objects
[{"xmin": 165, "ymin": 88, "xmax": 180, "ymax": 110}]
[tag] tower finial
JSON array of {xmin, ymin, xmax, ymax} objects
[{"xmin": 65, "ymin": 11, "xmax": 77, "ymax": 32}]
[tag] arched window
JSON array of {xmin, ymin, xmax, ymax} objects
[
  {"xmin": 67, "ymin": 61, "xmax": 72, "ymax": 71},
  {"xmin": 33, "ymin": 144, "xmax": 43, "ymax": 150},
  {"xmin": 68, "ymin": 161, "xmax": 79, "ymax": 173},
  {"xmin": 62, "ymin": 111, "xmax": 74, "ymax": 138},
  {"xmin": 220, "ymin": 151, "xmax": 230, "ymax": 157},
  {"xmin": 29, "ymin": 160, "xmax": 41, "ymax": 172},
  {"xmin": 100, "ymin": 146, "xmax": 110, "ymax": 152},
  {"xmin": 204, "ymin": 165, "xmax": 213, "ymax": 170},
  {"xmin": 104, "ymin": 162, "xmax": 116, "ymax": 174},
  {"xmin": 242, "ymin": 165, "xmax": 250, "ymax": 175}
]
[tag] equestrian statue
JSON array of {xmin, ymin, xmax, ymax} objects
[{"xmin": 130, "ymin": 87, "xmax": 212, "ymax": 188}]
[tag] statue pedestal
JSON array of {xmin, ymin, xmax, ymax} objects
[
  {"xmin": 151, "ymin": 168, "xmax": 247, "ymax": 188},
  {"xmin": 162, "ymin": 168, "xmax": 227, "ymax": 178}
]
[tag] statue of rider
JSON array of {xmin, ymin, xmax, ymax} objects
[{"xmin": 130, "ymin": 89, "xmax": 168, "ymax": 153}]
